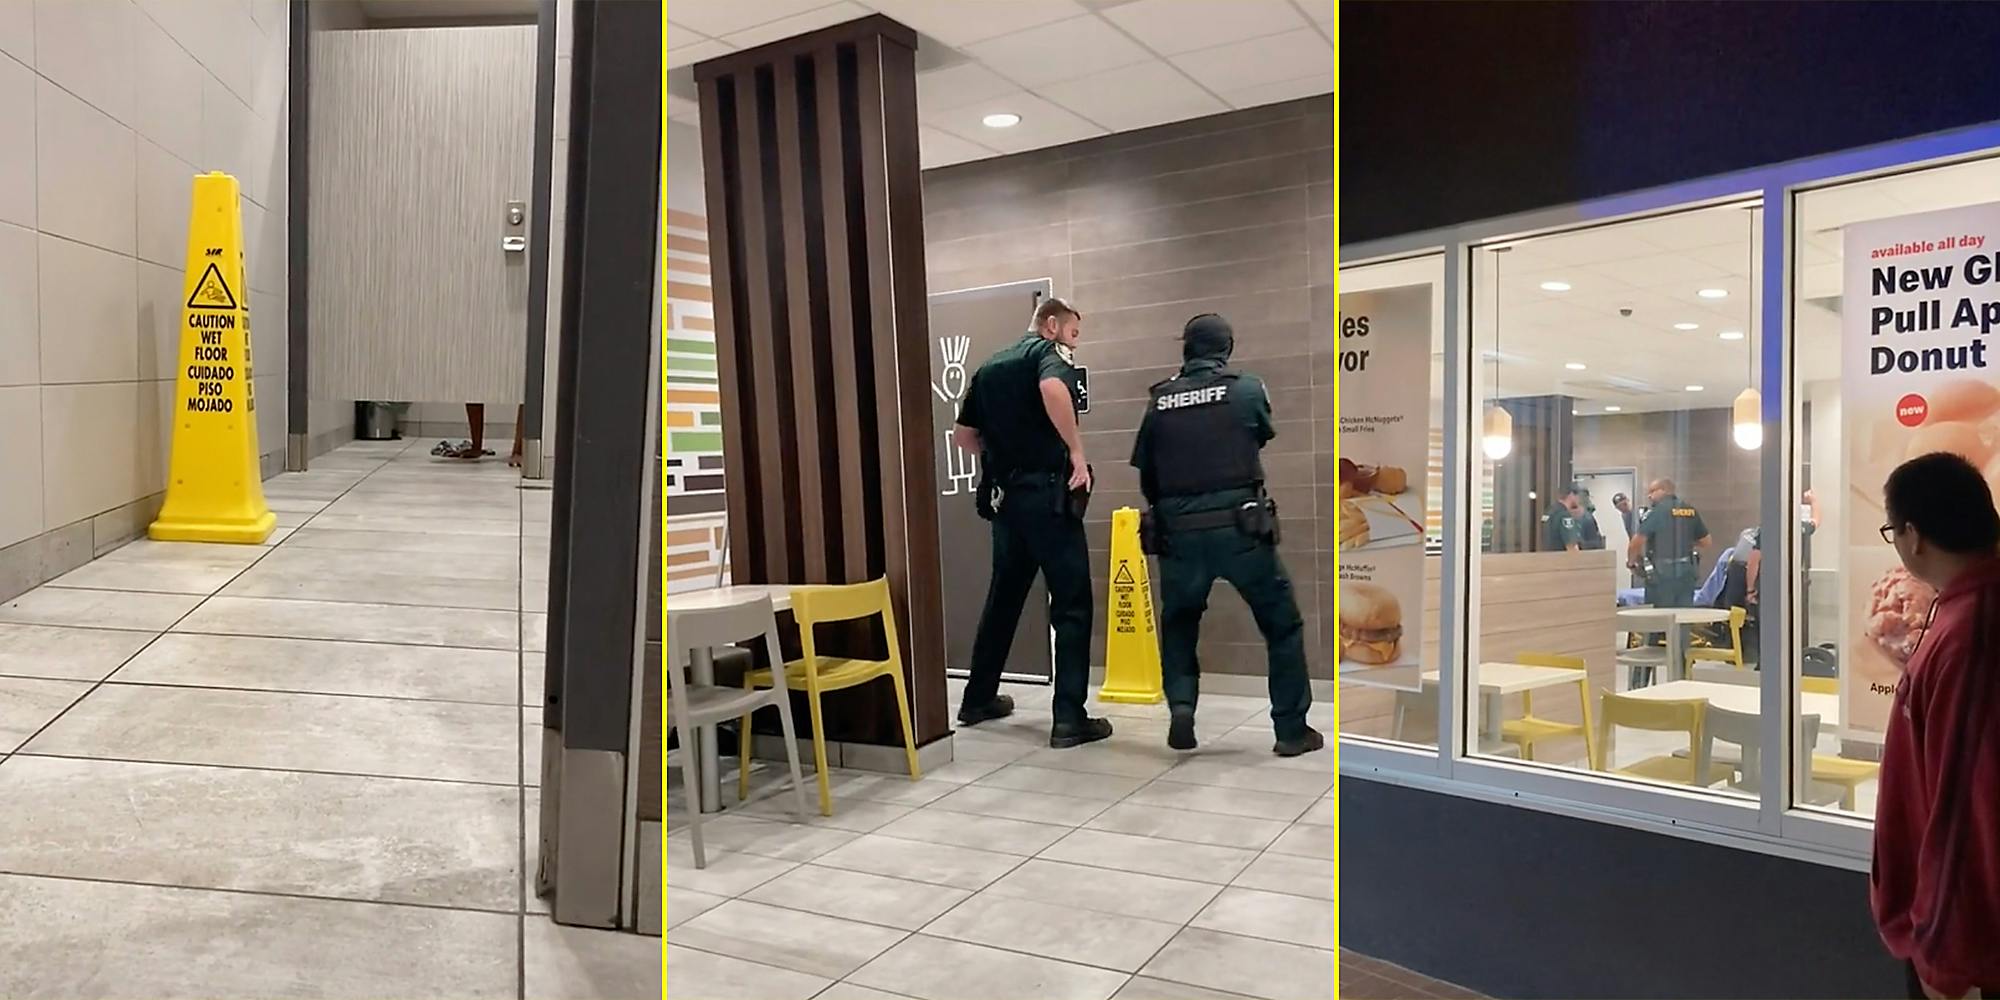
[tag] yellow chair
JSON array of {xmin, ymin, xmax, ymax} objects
[
  {"xmin": 1810, "ymin": 755, "xmax": 1880, "ymax": 810},
  {"xmin": 738, "ymin": 578, "xmax": 920, "ymax": 816},
  {"xmin": 1501, "ymin": 652, "xmax": 1597, "ymax": 769},
  {"xmin": 1685, "ymin": 607, "xmax": 1749, "ymax": 672},
  {"xmin": 1596, "ymin": 692, "xmax": 1710, "ymax": 786},
  {"xmin": 1801, "ymin": 675, "xmax": 1838, "ymax": 696}
]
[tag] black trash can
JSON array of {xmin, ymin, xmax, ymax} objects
[{"xmin": 356, "ymin": 401, "xmax": 405, "ymax": 441}]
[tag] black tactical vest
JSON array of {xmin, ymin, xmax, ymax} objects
[{"xmin": 1147, "ymin": 370, "xmax": 1262, "ymax": 496}]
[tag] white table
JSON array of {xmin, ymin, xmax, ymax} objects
[
  {"xmin": 1624, "ymin": 679, "xmax": 1841, "ymax": 723},
  {"xmin": 668, "ymin": 584, "xmax": 797, "ymax": 812},
  {"xmin": 1422, "ymin": 662, "xmax": 1591, "ymax": 740},
  {"xmin": 1616, "ymin": 607, "xmax": 1731, "ymax": 685},
  {"xmin": 672, "ymin": 584, "xmax": 794, "ymax": 613}
]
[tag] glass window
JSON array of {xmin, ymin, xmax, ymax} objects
[
  {"xmin": 1467, "ymin": 204, "xmax": 1765, "ymax": 797},
  {"xmin": 1789, "ymin": 152, "xmax": 2000, "ymax": 818},
  {"xmin": 1337, "ymin": 254, "xmax": 1444, "ymax": 748}
]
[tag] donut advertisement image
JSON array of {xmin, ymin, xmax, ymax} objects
[{"xmin": 1841, "ymin": 202, "xmax": 2000, "ymax": 735}]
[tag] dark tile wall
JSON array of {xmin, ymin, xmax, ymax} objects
[
  {"xmin": 921, "ymin": 96, "xmax": 1335, "ymax": 679},
  {"xmin": 1572, "ymin": 408, "xmax": 1761, "ymax": 583}
]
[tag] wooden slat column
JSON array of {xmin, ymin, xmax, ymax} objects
[{"xmin": 694, "ymin": 15, "xmax": 946, "ymax": 746}]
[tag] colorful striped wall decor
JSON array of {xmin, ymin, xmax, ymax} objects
[{"xmin": 664, "ymin": 210, "xmax": 729, "ymax": 592}]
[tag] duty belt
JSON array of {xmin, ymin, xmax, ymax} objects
[{"xmin": 1161, "ymin": 508, "xmax": 1240, "ymax": 532}]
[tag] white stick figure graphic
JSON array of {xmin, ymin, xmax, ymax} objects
[{"xmin": 933, "ymin": 335, "xmax": 978, "ymax": 496}]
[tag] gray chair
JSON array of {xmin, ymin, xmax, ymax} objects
[
  {"xmin": 1701, "ymin": 704, "xmax": 1823, "ymax": 793},
  {"xmin": 666, "ymin": 595, "xmax": 808, "ymax": 868}
]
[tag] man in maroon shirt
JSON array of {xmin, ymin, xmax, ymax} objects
[{"xmin": 1873, "ymin": 452, "xmax": 2000, "ymax": 999}]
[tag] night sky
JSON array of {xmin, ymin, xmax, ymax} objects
[{"xmin": 1341, "ymin": 1, "xmax": 2000, "ymax": 243}]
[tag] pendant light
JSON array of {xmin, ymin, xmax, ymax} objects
[
  {"xmin": 1483, "ymin": 247, "xmax": 1515, "ymax": 461},
  {"xmin": 1732, "ymin": 207, "xmax": 1763, "ymax": 451}
]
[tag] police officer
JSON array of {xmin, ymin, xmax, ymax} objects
[
  {"xmin": 951, "ymin": 296, "xmax": 1113, "ymax": 749},
  {"xmin": 1627, "ymin": 477, "xmax": 1712, "ymax": 607},
  {"xmin": 1576, "ymin": 489, "xmax": 1607, "ymax": 550},
  {"xmin": 1130, "ymin": 314, "xmax": 1320, "ymax": 757},
  {"xmin": 1541, "ymin": 486, "xmax": 1584, "ymax": 552}
]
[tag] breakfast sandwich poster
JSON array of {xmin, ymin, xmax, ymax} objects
[
  {"xmin": 1337, "ymin": 283, "xmax": 1430, "ymax": 691},
  {"xmin": 1842, "ymin": 200, "xmax": 2000, "ymax": 737}
]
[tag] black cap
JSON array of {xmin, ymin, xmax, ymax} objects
[
  {"xmin": 1182, "ymin": 313, "xmax": 1234, "ymax": 362},
  {"xmin": 1612, "ymin": 492, "xmax": 1629, "ymax": 504}
]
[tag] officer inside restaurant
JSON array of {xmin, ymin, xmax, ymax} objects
[{"xmin": 1337, "ymin": 126, "xmax": 2000, "ymax": 862}]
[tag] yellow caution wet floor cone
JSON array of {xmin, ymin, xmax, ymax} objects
[
  {"xmin": 1099, "ymin": 507, "xmax": 1164, "ymax": 704},
  {"xmin": 149, "ymin": 172, "xmax": 274, "ymax": 545}
]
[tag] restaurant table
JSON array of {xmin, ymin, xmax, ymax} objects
[
  {"xmin": 1615, "ymin": 607, "xmax": 1731, "ymax": 684},
  {"xmin": 668, "ymin": 584, "xmax": 796, "ymax": 813},
  {"xmin": 1624, "ymin": 678, "xmax": 1842, "ymax": 722},
  {"xmin": 1421, "ymin": 661, "xmax": 1595, "ymax": 741}
]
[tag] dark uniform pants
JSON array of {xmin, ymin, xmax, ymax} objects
[
  {"xmin": 1646, "ymin": 559, "xmax": 1698, "ymax": 608},
  {"xmin": 1158, "ymin": 525, "xmax": 1311, "ymax": 740},
  {"xmin": 963, "ymin": 484, "xmax": 1092, "ymax": 726}
]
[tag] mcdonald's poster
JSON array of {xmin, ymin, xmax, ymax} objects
[{"xmin": 1337, "ymin": 283, "xmax": 1432, "ymax": 691}]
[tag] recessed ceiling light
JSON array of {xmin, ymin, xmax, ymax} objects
[
  {"xmin": 1719, "ymin": 330, "xmax": 1745, "ymax": 341},
  {"xmin": 1540, "ymin": 281, "xmax": 1571, "ymax": 292},
  {"xmin": 1604, "ymin": 405, "xmax": 1623, "ymax": 412},
  {"xmin": 1571, "ymin": 408, "xmax": 1580, "ymax": 416},
  {"xmin": 1564, "ymin": 362, "xmax": 1587, "ymax": 370},
  {"xmin": 1698, "ymin": 288, "xmax": 1728, "ymax": 299},
  {"xmin": 1685, "ymin": 384, "xmax": 1705, "ymax": 392},
  {"xmin": 1674, "ymin": 322, "xmax": 1700, "ymax": 331},
  {"xmin": 982, "ymin": 112, "xmax": 1020, "ymax": 128}
]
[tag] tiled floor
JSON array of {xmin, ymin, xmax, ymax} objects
[
  {"xmin": 1340, "ymin": 952, "xmax": 1486, "ymax": 999},
  {"xmin": 0, "ymin": 440, "xmax": 657, "ymax": 999},
  {"xmin": 665, "ymin": 679, "xmax": 1336, "ymax": 999}
]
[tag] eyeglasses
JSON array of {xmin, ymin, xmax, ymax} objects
[{"xmin": 1880, "ymin": 522, "xmax": 1902, "ymax": 545}]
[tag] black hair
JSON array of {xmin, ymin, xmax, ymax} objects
[{"xmin": 1884, "ymin": 451, "xmax": 2000, "ymax": 554}]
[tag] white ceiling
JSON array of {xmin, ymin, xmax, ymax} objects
[
  {"xmin": 665, "ymin": 0, "xmax": 1335, "ymax": 168},
  {"xmin": 1476, "ymin": 204, "xmax": 1765, "ymax": 415}
]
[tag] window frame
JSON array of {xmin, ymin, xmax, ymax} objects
[{"xmin": 1337, "ymin": 118, "xmax": 2000, "ymax": 870}]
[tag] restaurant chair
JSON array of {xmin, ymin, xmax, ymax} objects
[
  {"xmin": 666, "ymin": 595, "xmax": 809, "ymax": 868},
  {"xmin": 740, "ymin": 578, "xmax": 921, "ymax": 816},
  {"xmin": 1501, "ymin": 652, "xmax": 1598, "ymax": 769},
  {"xmin": 1800, "ymin": 675, "xmax": 1838, "ymax": 696},
  {"xmin": 1389, "ymin": 678, "xmax": 1523, "ymax": 758},
  {"xmin": 1701, "ymin": 704, "xmax": 1877, "ymax": 809},
  {"xmin": 1596, "ymin": 692, "xmax": 1711, "ymax": 786},
  {"xmin": 1616, "ymin": 646, "xmax": 1669, "ymax": 690},
  {"xmin": 1685, "ymin": 606, "xmax": 1750, "ymax": 673}
]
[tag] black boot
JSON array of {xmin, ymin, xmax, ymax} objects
[
  {"xmin": 1049, "ymin": 717, "xmax": 1114, "ymax": 749},
  {"xmin": 957, "ymin": 694, "xmax": 1015, "ymax": 727},
  {"xmin": 1167, "ymin": 711, "xmax": 1198, "ymax": 751},
  {"xmin": 1273, "ymin": 726, "xmax": 1325, "ymax": 758}
]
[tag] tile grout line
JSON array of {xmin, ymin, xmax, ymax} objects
[
  {"xmin": 0, "ymin": 459, "xmax": 336, "ymax": 770},
  {"xmin": 672, "ymin": 747, "xmax": 1322, "ymax": 993},
  {"xmin": 0, "ymin": 865, "xmax": 521, "ymax": 919},
  {"xmin": 0, "ymin": 674, "xmax": 538, "ymax": 710}
]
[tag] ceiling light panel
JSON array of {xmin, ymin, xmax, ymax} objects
[
  {"xmin": 966, "ymin": 13, "xmax": 1154, "ymax": 88},
  {"xmin": 1104, "ymin": 0, "xmax": 1306, "ymax": 55}
]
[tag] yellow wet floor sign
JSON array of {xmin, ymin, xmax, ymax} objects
[
  {"xmin": 1099, "ymin": 507, "xmax": 1164, "ymax": 704},
  {"xmin": 149, "ymin": 172, "xmax": 274, "ymax": 544}
]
